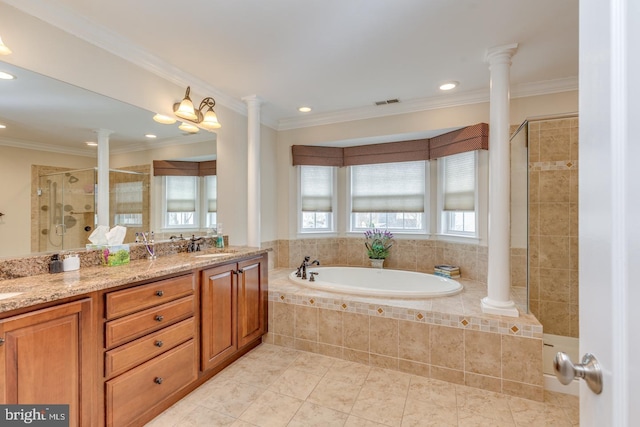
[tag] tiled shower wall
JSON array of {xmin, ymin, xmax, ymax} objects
[
  {"xmin": 528, "ymin": 118, "xmax": 579, "ymax": 337},
  {"xmin": 266, "ymin": 238, "xmax": 488, "ymax": 282}
]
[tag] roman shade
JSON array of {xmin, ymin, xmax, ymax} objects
[
  {"xmin": 153, "ymin": 160, "xmax": 217, "ymax": 176},
  {"xmin": 351, "ymin": 161, "xmax": 425, "ymax": 212},
  {"xmin": 442, "ymin": 151, "xmax": 476, "ymax": 211},
  {"xmin": 292, "ymin": 146, "xmax": 344, "ymax": 167},
  {"xmin": 300, "ymin": 166, "xmax": 333, "ymax": 212}
]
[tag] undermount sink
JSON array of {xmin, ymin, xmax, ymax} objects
[
  {"xmin": 193, "ymin": 253, "xmax": 233, "ymax": 259},
  {"xmin": 0, "ymin": 292, "xmax": 23, "ymax": 300}
]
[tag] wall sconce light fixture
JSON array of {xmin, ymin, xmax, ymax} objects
[
  {"xmin": 0, "ymin": 36, "xmax": 12, "ymax": 55},
  {"xmin": 173, "ymin": 86, "xmax": 221, "ymax": 131}
]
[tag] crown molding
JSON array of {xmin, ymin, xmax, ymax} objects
[
  {"xmin": 277, "ymin": 76, "xmax": 578, "ymax": 131},
  {"xmin": 0, "ymin": 136, "xmax": 96, "ymax": 157},
  {"xmin": 4, "ymin": 0, "xmax": 248, "ymax": 118},
  {"xmin": 109, "ymin": 134, "xmax": 215, "ymax": 156}
]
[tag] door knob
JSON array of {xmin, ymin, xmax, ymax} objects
[{"xmin": 553, "ymin": 351, "xmax": 603, "ymax": 394}]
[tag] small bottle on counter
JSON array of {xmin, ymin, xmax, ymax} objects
[
  {"xmin": 49, "ymin": 254, "xmax": 63, "ymax": 273},
  {"xmin": 216, "ymin": 223, "xmax": 224, "ymax": 248}
]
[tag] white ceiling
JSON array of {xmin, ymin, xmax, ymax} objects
[{"xmin": 0, "ymin": 0, "xmax": 578, "ymax": 146}]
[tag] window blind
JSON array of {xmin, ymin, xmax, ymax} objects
[
  {"xmin": 166, "ymin": 176, "xmax": 197, "ymax": 212},
  {"xmin": 113, "ymin": 181, "xmax": 143, "ymax": 214},
  {"xmin": 301, "ymin": 166, "xmax": 333, "ymax": 212},
  {"xmin": 206, "ymin": 175, "xmax": 217, "ymax": 213},
  {"xmin": 351, "ymin": 161, "xmax": 425, "ymax": 212},
  {"xmin": 442, "ymin": 151, "xmax": 475, "ymax": 211}
]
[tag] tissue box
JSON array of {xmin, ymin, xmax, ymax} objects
[{"xmin": 95, "ymin": 244, "xmax": 130, "ymax": 266}]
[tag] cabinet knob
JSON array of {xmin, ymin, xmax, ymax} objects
[
  {"xmin": 155, "ymin": 315, "xmax": 164, "ymax": 322},
  {"xmin": 154, "ymin": 377, "xmax": 163, "ymax": 385},
  {"xmin": 237, "ymin": 269, "xmax": 244, "ymax": 274},
  {"xmin": 155, "ymin": 340, "xmax": 163, "ymax": 347},
  {"xmin": 0, "ymin": 337, "xmax": 4, "ymax": 346},
  {"xmin": 155, "ymin": 290, "xmax": 164, "ymax": 297}
]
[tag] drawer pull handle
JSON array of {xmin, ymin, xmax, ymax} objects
[
  {"xmin": 155, "ymin": 315, "xmax": 164, "ymax": 322},
  {"xmin": 155, "ymin": 290, "xmax": 164, "ymax": 297},
  {"xmin": 155, "ymin": 340, "xmax": 163, "ymax": 347},
  {"xmin": 154, "ymin": 377, "xmax": 163, "ymax": 385},
  {"xmin": 237, "ymin": 269, "xmax": 244, "ymax": 274},
  {"xmin": 0, "ymin": 338, "xmax": 4, "ymax": 346}
]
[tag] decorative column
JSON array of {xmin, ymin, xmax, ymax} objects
[
  {"xmin": 482, "ymin": 43, "xmax": 519, "ymax": 317},
  {"xmin": 243, "ymin": 95, "xmax": 262, "ymax": 248},
  {"xmin": 95, "ymin": 128, "xmax": 113, "ymax": 228}
]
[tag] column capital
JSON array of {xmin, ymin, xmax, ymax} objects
[
  {"xmin": 485, "ymin": 43, "xmax": 519, "ymax": 64},
  {"xmin": 241, "ymin": 94, "xmax": 263, "ymax": 107},
  {"xmin": 94, "ymin": 128, "xmax": 114, "ymax": 139}
]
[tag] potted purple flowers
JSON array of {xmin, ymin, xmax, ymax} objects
[{"xmin": 364, "ymin": 228, "xmax": 394, "ymax": 268}]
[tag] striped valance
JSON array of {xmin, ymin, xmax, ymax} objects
[
  {"xmin": 153, "ymin": 160, "xmax": 217, "ymax": 176},
  {"xmin": 292, "ymin": 123, "xmax": 488, "ymax": 166}
]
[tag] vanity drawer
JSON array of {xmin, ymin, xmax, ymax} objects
[
  {"xmin": 105, "ymin": 317, "xmax": 195, "ymax": 378},
  {"xmin": 105, "ymin": 274, "xmax": 194, "ymax": 320},
  {"xmin": 105, "ymin": 295, "xmax": 194, "ymax": 349},
  {"xmin": 105, "ymin": 339, "xmax": 197, "ymax": 427}
]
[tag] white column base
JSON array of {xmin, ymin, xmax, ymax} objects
[{"xmin": 481, "ymin": 296, "xmax": 519, "ymax": 317}]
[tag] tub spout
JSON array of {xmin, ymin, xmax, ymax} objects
[{"xmin": 311, "ymin": 259, "xmax": 320, "ymax": 266}]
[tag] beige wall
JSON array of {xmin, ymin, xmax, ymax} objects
[{"xmin": 0, "ymin": 146, "xmax": 95, "ymax": 257}]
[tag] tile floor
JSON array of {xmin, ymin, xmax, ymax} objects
[{"xmin": 146, "ymin": 343, "xmax": 579, "ymax": 427}]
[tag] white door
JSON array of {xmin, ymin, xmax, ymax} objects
[{"xmin": 579, "ymin": 0, "xmax": 640, "ymax": 425}]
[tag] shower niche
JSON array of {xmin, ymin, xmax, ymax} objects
[{"xmin": 32, "ymin": 166, "xmax": 150, "ymax": 252}]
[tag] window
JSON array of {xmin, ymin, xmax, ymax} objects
[
  {"xmin": 162, "ymin": 175, "xmax": 217, "ymax": 229},
  {"xmin": 350, "ymin": 160, "xmax": 426, "ymax": 232},
  {"xmin": 113, "ymin": 181, "xmax": 143, "ymax": 226},
  {"xmin": 299, "ymin": 166, "xmax": 335, "ymax": 232},
  {"xmin": 440, "ymin": 151, "xmax": 477, "ymax": 235}
]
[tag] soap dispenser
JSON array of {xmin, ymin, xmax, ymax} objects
[{"xmin": 49, "ymin": 254, "xmax": 63, "ymax": 273}]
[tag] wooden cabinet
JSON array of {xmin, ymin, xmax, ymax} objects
[
  {"xmin": 201, "ymin": 254, "xmax": 267, "ymax": 372},
  {"xmin": 0, "ymin": 298, "xmax": 95, "ymax": 427},
  {"xmin": 104, "ymin": 273, "xmax": 196, "ymax": 427}
]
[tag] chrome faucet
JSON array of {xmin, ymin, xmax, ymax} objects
[{"xmin": 296, "ymin": 256, "xmax": 320, "ymax": 280}]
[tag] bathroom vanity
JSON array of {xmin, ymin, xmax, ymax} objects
[{"xmin": 0, "ymin": 248, "xmax": 269, "ymax": 427}]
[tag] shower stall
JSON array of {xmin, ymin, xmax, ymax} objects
[
  {"xmin": 34, "ymin": 167, "xmax": 149, "ymax": 252},
  {"xmin": 510, "ymin": 114, "xmax": 580, "ymax": 387}
]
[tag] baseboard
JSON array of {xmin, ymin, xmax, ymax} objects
[{"xmin": 544, "ymin": 373, "xmax": 579, "ymax": 396}]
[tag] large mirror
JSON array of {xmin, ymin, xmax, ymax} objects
[{"xmin": 0, "ymin": 61, "xmax": 217, "ymax": 258}]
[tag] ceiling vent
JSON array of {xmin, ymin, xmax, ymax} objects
[{"xmin": 374, "ymin": 98, "xmax": 400, "ymax": 106}]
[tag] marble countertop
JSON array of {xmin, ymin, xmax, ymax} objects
[{"xmin": 0, "ymin": 247, "xmax": 268, "ymax": 314}]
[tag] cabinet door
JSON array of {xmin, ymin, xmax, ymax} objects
[
  {"xmin": 0, "ymin": 298, "xmax": 95, "ymax": 427},
  {"xmin": 237, "ymin": 256, "xmax": 265, "ymax": 348},
  {"xmin": 201, "ymin": 263, "xmax": 237, "ymax": 371}
]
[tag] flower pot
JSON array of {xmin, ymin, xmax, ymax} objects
[{"xmin": 370, "ymin": 258, "xmax": 385, "ymax": 269}]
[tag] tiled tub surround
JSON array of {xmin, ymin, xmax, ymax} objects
[{"xmin": 265, "ymin": 269, "xmax": 545, "ymax": 402}]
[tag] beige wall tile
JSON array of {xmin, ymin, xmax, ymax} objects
[
  {"xmin": 318, "ymin": 308, "xmax": 343, "ymax": 346},
  {"xmin": 398, "ymin": 320, "xmax": 430, "ymax": 364},
  {"xmin": 369, "ymin": 354, "xmax": 398, "ymax": 370},
  {"xmin": 294, "ymin": 339, "xmax": 318, "ymax": 353},
  {"xmin": 539, "ymin": 236, "xmax": 570, "ymax": 268},
  {"xmin": 539, "ymin": 128, "xmax": 571, "ymax": 162},
  {"xmin": 398, "ymin": 359, "xmax": 430, "ymax": 378},
  {"xmin": 318, "ymin": 343, "xmax": 343, "ymax": 359},
  {"xmin": 464, "ymin": 372, "xmax": 501, "ymax": 393},
  {"xmin": 370, "ymin": 316, "xmax": 398, "ymax": 358},
  {"xmin": 464, "ymin": 330, "xmax": 501, "ymax": 377},
  {"xmin": 430, "ymin": 325, "xmax": 464, "ymax": 370},
  {"xmin": 295, "ymin": 305, "xmax": 318, "ymax": 341},
  {"xmin": 343, "ymin": 312, "xmax": 369, "ymax": 352},
  {"xmin": 539, "ymin": 170, "xmax": 571, "ymax": 203},
  {"xmin": 502, "ymin": 335, "xmax": 543, "ymax": 386},
  {"xmin": 430, "ymin": 365, "xmax": 464, "ymax": 385},
  {"xmin": 274, "ymin": 334, "xmax": 295, "ymax": 348},
  {"xmin": 539, "ymin": 268, "xmax": 571, "ymax": 303},
  {"xmin": 343, "ymin": 348, "xmax": 369, "ymax": 365},
  {"xmin": 273, "ymin": 302, "xmax": 294, "ymax": 336},
  {"xmin": 539, "ymin": 202, "xmax": 570, "ymax": 236},
  {"xmin": 539, "ymin": 300, "xmax": 571, "ymax": 336},
  {"xmin": 502, "ymin": 380, "xmax": 544, "ymax": 402}
]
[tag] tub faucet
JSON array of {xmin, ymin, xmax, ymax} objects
[{"xmin": 297, "ymin": 256, "xmax": 311, "ymax": 279}]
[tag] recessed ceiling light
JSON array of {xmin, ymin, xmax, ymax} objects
[
  {"xmin": 179, "ymin": 122, "xmax": 199, "ymax": 133},
  {"xmin": 439, "ymin": 81, "xmax": 458, "ymax": 91},
  {"xmin": 145, "ymin": 134, "xmax": 157, "ymax": 139},
  {"xmin": 85, "ymin": 141, "xmax": 98, "ymax": 147},
  {"xmin": 0, "ymin": 71, "xmax": 15, "ymax": 80},
  {"xmin": 0, "ymin": 124, "xmax": 6, "ymax": 129},
  {"xmin": 153, "ymin": 113, "xmax": 176, "ymax": 124},
  {"xmin": 298, "ymin": 106, "xmax": 312, "ymax": 113}
]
